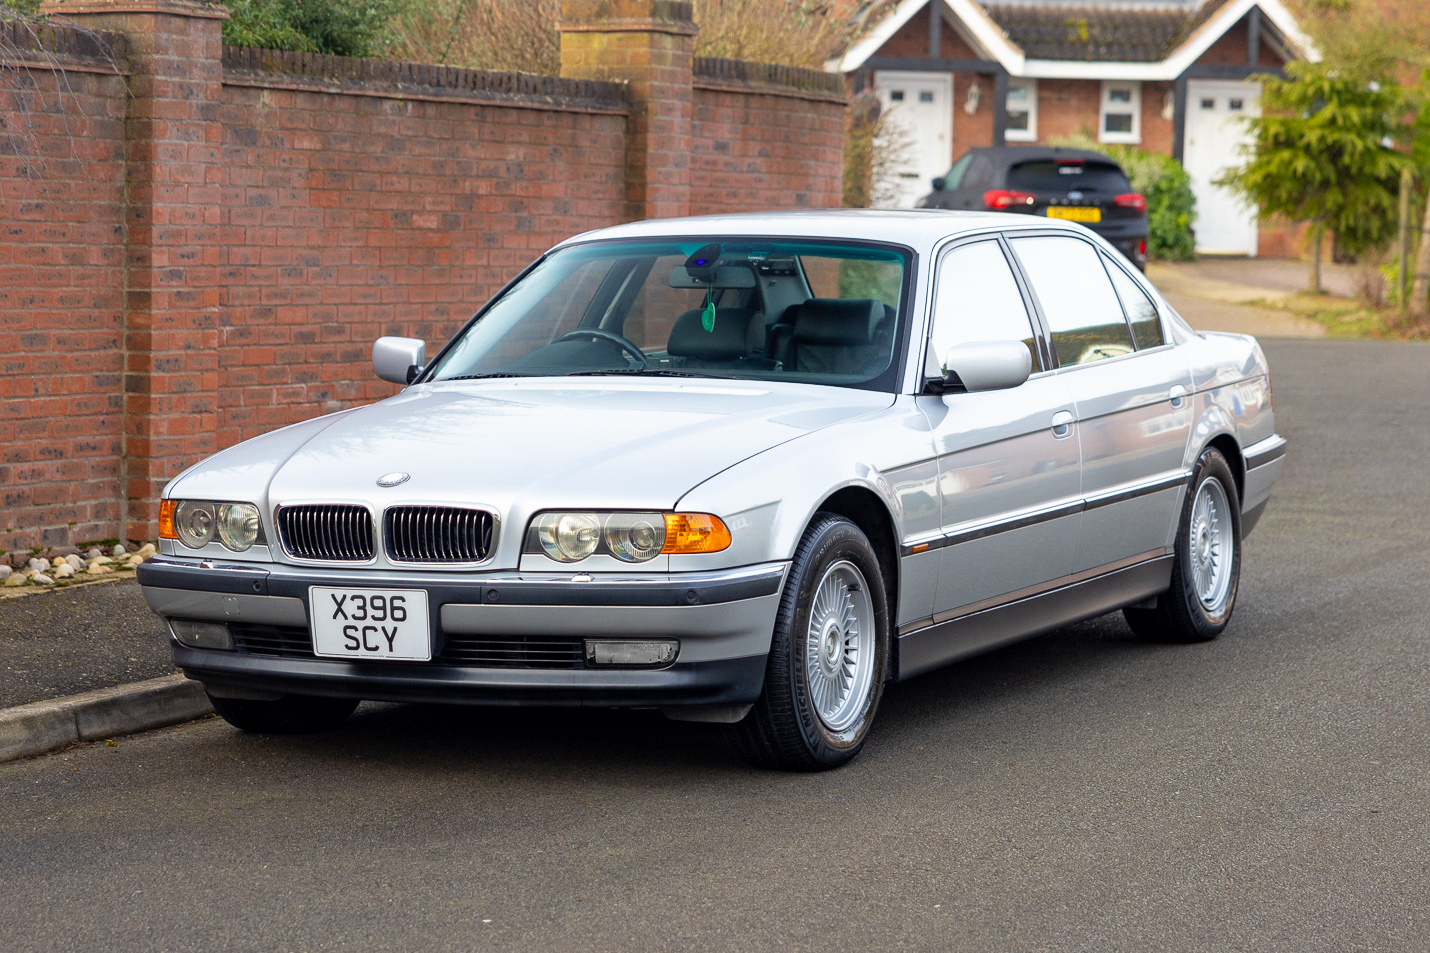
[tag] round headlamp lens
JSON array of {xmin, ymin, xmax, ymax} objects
[
  {"xmin": 216, "ymin": 503, "xmax": 261, "ymax": 552},
  {"xmin": 174, "ymin": 501, "xmax": 216, "ymax": 549},
  {"xmin": 538, "ymin": 512, "xmax": 600, "ymax": 562},
  {"xmin": 604, "ymin": 514, "xmax": 665, "ymax": 562}
]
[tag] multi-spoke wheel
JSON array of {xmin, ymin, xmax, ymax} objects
[
  {"xmin": 804, "ymin": 560, "xmax": 877, "ymax": 734},
  {"xmin": 1124, "ymin": 448, "xmax": 1242, "ymax": 643},
  {"xmin": 726, "ymin": 514, "xmax": 889, "ymax": 771}
]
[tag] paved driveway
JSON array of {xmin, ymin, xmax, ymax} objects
[
  {"xmin": 1, "ymin": 338, "xmax": 1426, "ymax": 953},
  {"xmin": 1149, "ymin": 261, "xmax": 1327, "ymax": 338}
]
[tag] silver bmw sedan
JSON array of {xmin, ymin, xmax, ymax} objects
[{"xmin": 139, "ymin": 210, "xmax": 1285, "ymax": 770}]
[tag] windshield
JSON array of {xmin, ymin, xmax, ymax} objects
[{"xmin": 425, "ymin": 238, "xmax": 910, "ymax": 390}]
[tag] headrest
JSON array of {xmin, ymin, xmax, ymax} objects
[
  {"xmin": 667, "ymin": 308, "xmax": 759, "ymax": 360},
  {"xmin": 792, "ymin": 299, "xmax": 882, "ymax": 346}
]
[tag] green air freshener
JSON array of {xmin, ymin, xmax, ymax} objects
[{"xmin": 701, "ymin": 288, "xmax": 716, "ymax": 332}]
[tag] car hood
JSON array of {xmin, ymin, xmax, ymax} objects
[{"xmin": 172, "ymin": 377, "xmax": 894, "ymax": 512}]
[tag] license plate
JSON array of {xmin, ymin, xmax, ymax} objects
[
  {"xmin": 310, "ymin": 587, "xmax": 431, "ymax": 661},
  {"xmin": 1047, "ymin": 206, "xmax": 1101, "ymax": 223}
]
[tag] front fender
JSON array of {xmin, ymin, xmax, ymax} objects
[{"xmin": 671, "ymin": 402, "xmax": 933, "ymax": 571}]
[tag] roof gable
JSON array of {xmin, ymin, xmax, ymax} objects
[{"xmin": 837, "ymin": 0, "xmax": 1315, "ymax": 79}]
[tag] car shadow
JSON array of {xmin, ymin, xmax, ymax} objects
[{"xmin": 210, "ymin": 609, "xmax": 1214, "ymax": 780}]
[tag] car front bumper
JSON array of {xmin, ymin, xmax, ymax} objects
[{"xmin": 138, "ymin": 557, "xmax": 786, "ymax": 709}]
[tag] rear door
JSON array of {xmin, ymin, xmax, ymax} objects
[{"xmin": 1006, "ymin": 234, "xmax": 1193, "ymax": 572}]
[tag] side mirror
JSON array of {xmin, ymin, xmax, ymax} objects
[
  {"xmin": 373, "ymin": 336, "xmax": 426, "ymax": 384},
  {"xmin": 940, "ymin": 340, "xmax": 1032, "ymax": 393},
  {"xmin": 931, "ymin": 177, "xmax": 947, "ymax": 192}
]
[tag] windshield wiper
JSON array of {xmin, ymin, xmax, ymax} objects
[
  {"xmin": 441, "ymin": 373, "xmax": 539, "ymax": 381},
  {"xmin": 565, "ymin": 368, "xmax": 707, "ymax": 378}
]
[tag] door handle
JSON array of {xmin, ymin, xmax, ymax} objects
[
  {"xmin": 1169, "ymin": 385, "xmax": 1188, "ymax": 409},
  {"xmin": 1051, "ymin": 410, "xmax": 1074, "ymax": 439}
]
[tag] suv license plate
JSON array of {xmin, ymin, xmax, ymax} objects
[
  {"xmin": 1047, "ymin": 206, "xmax": 1101, "ymax": 223},
  {"xmin": 310, "ymin": 587, "xmax": 431, "ymax": 661}
]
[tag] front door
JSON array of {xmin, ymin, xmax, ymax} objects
[
  {"xmin": 921, "ymin": 238, "xmax": 1081, "ymax": 621},
  {"xmin": 1185, "ymin": 80, "xmax": 1261, "ymax": 255},
  {"xmin": 873, "ymin": 71, "xmax": 952, "ymax": 209}
]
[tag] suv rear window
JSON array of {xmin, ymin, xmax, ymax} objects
[{"xmin": 1007, "ymin": 160, "xmax": 1130, "ymax": 193}]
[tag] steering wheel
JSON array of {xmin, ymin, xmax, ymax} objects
[{"xmin": 555, "ymin": 328, "xmax": 648, "ymax": 368}]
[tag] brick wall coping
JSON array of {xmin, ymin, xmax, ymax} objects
[
  {"xmin": 0, "ymin": 15, "xmax": 121, "ymax": 72},
  {"xmin": 693, "ymin": 56, "xmax": 847, "ymax": 104},
  {"xmin": 221, "ymin": 47, "xmax": 629, "ymax": 115},
  {"xmin": 40, "ymin": 0, "xmax": 229, "ymax": 18},
  {"xmin": 559, "ymin": 0, "xmax": 696, "ymax": 35}
]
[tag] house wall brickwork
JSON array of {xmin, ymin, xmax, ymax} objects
[{"xmin": 3, "ymin": 0, "xmax": 846, "ymax": 555}]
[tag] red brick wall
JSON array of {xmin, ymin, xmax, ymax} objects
[
  {"xmin": 691, "ymin": 85, "xmax": 845, "ymax": 211},
  {"xmin": 1035, "ymin": 79, "xmax": 1102, "ymax": 143},
  {"xmin": 214, "ymin": 78, "xmax": 628, "ymax": 449},
  {"xmin": 0, "ymin": 31, "xmax": 127, "ymax": 553},
  {"xmin": 3, "ymin": 5, "xmax": 847, "ymax": 555}
]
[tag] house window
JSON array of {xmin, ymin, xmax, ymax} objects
[
  {"xmin": 1005, "ymin": 79, "xmax": 1037, "ymax": 142},
  {"xmin": 1100, "ymin": 81, "xmax": 1141, "ymax": 144}
]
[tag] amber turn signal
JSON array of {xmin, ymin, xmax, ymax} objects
[
  {"xmin": 158, "ymin": 499, "xmax": 177, "ymax": 540},
  {"xmin": 661, "ymin": 513, "xmax": 731, "ymax": 554}
]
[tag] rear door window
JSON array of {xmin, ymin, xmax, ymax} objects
[
  {"xmin": 1006, "ymin": 160, "xmax": 1130, "ymax": 193},
  {"xmin": 1008, "ymin": 236, "xmax": 1135, "ymax": 367}
]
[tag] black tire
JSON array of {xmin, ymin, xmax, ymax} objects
[
  {"xmin": 207, "ymin": 692, "xmax": 359, "ymax": 734},
  {"xmin": 1124, "ymin": 448, "xmax": 1242, "ymax": 643},
  {"xmin": 725, "ymin": 513, "xmax": 890, "ymax": 771}
]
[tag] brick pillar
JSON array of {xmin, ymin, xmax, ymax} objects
[
  {"xmin": 41, "ymin": 0, "xmax": 226, "ymax": 542},
  {"xmin": 559, "ymin": 0, "xmax": 695, "ymax": 221}
]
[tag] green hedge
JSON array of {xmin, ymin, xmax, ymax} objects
[{"xmin": 1052, "ymin": 134, "xmax": 1197, "ymax": 261}]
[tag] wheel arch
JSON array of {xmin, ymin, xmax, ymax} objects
[
  {"xmin": 1204, "ymin": 433, "xmax": 1245, "ymax": 504},
  {"xmin": 813, "ymin": 485, "xmax": 901, "ymax": 681}
]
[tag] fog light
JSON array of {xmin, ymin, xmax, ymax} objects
[
  {"xmin": 585, "ymin": 639, "xmax": 678, "ymax": 667},
  {"xmin": 169, "ymin": 619, "xmax": 233, "ymax": 650}
]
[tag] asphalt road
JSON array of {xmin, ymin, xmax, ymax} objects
[{"xmin": 2, "ymin": 337, "xmax": 1427, "ymax": 953}]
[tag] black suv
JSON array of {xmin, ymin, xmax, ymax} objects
[{"xmin": 917, "ymin": 146, "xmax": 1149, "ymax": 270}]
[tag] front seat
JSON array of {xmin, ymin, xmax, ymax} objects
[
  {"xmin": 787, "ymin": 299, "xmax": 885, "ymax": 376},
  {"xmin": 666, "ymin": 308, "xmax": 764, "ymax": 366}
]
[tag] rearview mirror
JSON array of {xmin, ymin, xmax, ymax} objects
[
  {"xmin": 941, "ymin": 340, "xmax": 1032, "ymax": 393},
  {"xmin": 373, "ymin": 336, "xmax": 426, "ymax": 384},
  {"xmin": 931, "ymin": 176, "xmax": 947, "ymax": 191},
  {"xmin": 669, "ymin": 265, "xmax": 757, "ymax": 289}
]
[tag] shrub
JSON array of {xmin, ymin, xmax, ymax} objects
[
  {"xmin": 1052, "ymin": 133, "xmax": 1197, "ymax": 261},
  {"xmin": 222, "ymin": 0, "xmax": 398, "ymax": 58}
]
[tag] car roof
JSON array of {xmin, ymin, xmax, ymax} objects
[
  {"xmin": 554, "ymin": 208, "xmax": 1089, "ymax": 253},
  {"xmin": 959, "ymin": 145, "xmax": 1124, "ymax": 168}
]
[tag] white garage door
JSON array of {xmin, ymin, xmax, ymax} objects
[
  {"xmin": 873, "ymin": 71, "xmax": 952, "ymax": 209},
  {"xmin": 1185, "ymin": 80, "xmax": 1261, "ymax": 255}
]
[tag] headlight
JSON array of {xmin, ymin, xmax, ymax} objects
[
  {"xmin": 536, "ymin": 512, "xmax": 601, "ymax": 562},
  {"xmin": 604, "ymin": 513, "xmax": 666, "ymax": 562},
  {"xmin": 526, "ymin": 511, "xmax": 730, "ymax": 564},
  {"xmin": 173, "ymin": 501, "xmax": 216, "ymax": 549},
  {"xmin": 161, "ymin": 499, "xmax": 267, "ymax": 553},
  {"xmin": 216, "ymin": 503, "xmax": 261, "ymax": 552}
]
